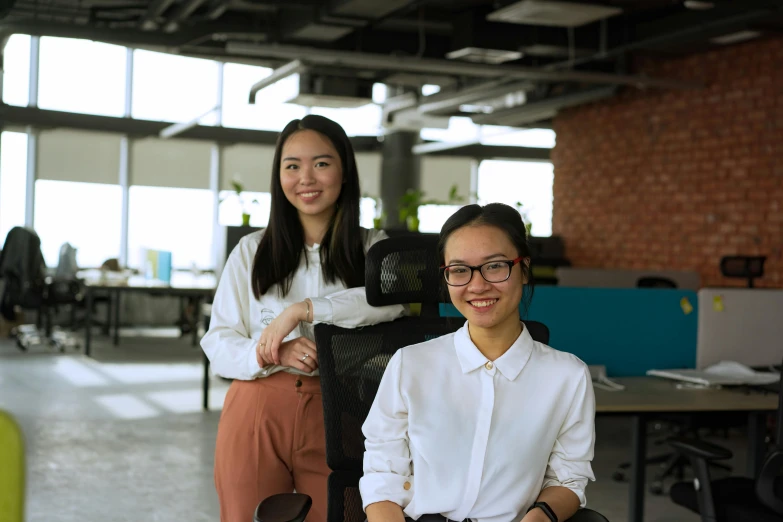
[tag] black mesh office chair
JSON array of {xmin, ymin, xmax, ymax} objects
[
  {"xmin": 720, "ymin": 256, "xmax": 766, "ymax": 288},
  {"xmin": 667, "ymin": 373, "xmax": 783, "ymax": 522},
  {"xmin": 253, "ymin": 235, "xmax": 608, "ymax": 522}
]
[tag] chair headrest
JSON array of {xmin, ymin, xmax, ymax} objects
[
  {"xmin": 720, "ymin": 256, "xmax": 766, "ymax": 279},
  {"xmin": 365, "ymin": 234, "xmax": 447, "ymax": 307}
]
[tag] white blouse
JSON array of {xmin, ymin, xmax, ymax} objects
[
  {"xmin": 360, "ymin": 322, "xmax": 596, "ymax": 522},
  {"xmin": 201, "ymin": 228, "xmax": 406, "ymax": 380}
]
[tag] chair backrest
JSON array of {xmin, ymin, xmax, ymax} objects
[
  {"xmin": 636, "ymin": 276, "xmax": 677, "ymax": 289},
  {"xmin": 365, "ymin": 234, "xmax": 446, "ymax": 316},
  {"xmin": 720, "ymin": 255, "xmax": 766, "ymax": 288},
  {"xmin": 315, "ymin": 317, "xmax": 551, "ymax": 522},
  {"xmin": 0, "ymin": 410, "xmax": 25, "ymax": 522}
]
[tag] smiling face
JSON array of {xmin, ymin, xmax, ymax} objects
[
  {"xmin": 443, "ymin": 224, "xmax": 527, "ymax": 332},
  {"xmin": 279, "ymin": 129, "xmax": 344, "ymax": 223}
]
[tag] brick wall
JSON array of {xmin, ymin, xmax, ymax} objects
[{"xmin": 551, "ymin": 37, "xmax": 783, "ymax": 288}]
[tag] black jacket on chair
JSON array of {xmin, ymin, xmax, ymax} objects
[{"xmin": 0, "ymin": 227, "xmax": 47, "ymax": 320}]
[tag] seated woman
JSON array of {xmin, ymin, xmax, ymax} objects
[{"xmin": 359, "ymin": 203, "xmax": 595, "ymax": 522}]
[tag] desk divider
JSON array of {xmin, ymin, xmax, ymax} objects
[{"xmin": 440, "ymin": 287, "xmax": 698, "ymax": 377}]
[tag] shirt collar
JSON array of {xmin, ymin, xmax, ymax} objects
[{"xmin": 454, "ymin": 321, "xmax": 535, "ymax": 381}]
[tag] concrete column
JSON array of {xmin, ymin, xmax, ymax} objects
[{"xmin": 379, "ymin": 130, "xmax": 420, "ymax": 229}]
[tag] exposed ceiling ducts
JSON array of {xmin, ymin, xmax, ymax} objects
[{"xmin": 2, "ymin": 0, "xmax": 782, "ymax": 136}]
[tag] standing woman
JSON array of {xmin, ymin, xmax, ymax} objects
[{"xmin": 202, "ymin": 115, "xmax": 406, "ymax": 522}]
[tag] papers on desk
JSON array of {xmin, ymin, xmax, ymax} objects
[{"xmin": 647, "ymin": 360, "xmax": 780, "ymax": 387}]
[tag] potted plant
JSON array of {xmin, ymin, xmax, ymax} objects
[
  {"xmin": 514, "ymin": 201, "xmax": 534, "ymax": 236},
  {"xmin": 398, "ymin": 184, "xmax": 464, "ymax": 232},
  {"xmin": 363, "ymin": 193, "xmax": 386, "ymax": 230},
  {"xmin": 221, "ymin": 179, "xmax": 259, "ymax": 226}
]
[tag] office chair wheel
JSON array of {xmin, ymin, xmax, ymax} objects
[
  {"xmin": 612, "ymin": 470, "xmax": 627, "ymax": 482},
  {"xmin": 649, "ymin": 480, "xmax": 665, "ymax": 496}
]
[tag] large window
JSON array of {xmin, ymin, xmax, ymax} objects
[
  {"xmin": 221, "ymin": 63, "xmax": 306, "ymax": 131},
  {"xmin": 0, "ymin": 132, "xmax": 28, "ymax": 243},
  {"xmin": 1, "ymin": 34, "xmax": 31, "ymax": 107},
  {"xmin": 477, "ymin": 160, "xmax": 554, "ymax": 237},
  {"xmin": 38, "ymin": 37, "xmax": 127, "ymax": 117},
  {"xmin": 418, "ymin": 205, "xmax": 461, "ymax": 233},
  {"xmin": 34, "ymin": 181, "xmax": 122, "ymax": 268},
  {"xmin": 132, "ymin": 50, "xmax": 219, "ymax": 124},
  {"xmin": 128, "ymin": 186, "xmax": 214, "ymax": 270}
]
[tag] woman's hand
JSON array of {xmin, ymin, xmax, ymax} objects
[
  {"xmin": 256, "ymin": 336, "xmax": 318, "ymax": 372},
  {"xmin": 258, "ymin": 301, "xmax": 309, "ymax": 365}
]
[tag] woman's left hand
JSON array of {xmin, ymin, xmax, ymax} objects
[{"xmin": 259, "ymin": 301, "xmax": 308, "ymax": 365}]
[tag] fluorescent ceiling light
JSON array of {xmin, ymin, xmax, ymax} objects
[{"xmin": 710, "ymin": 30, "xmax": 762, "ymax": 45}]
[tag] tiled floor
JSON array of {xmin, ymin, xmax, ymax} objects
[{"xmin": 1, "ymin": 329, "xmax": 750, "ymax": 522}]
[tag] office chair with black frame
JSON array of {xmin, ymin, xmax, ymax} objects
[
  {"xmin": 666, "ymin": 367, "xmax": 783, "ymax": 522},
  {"xmin": 253, "ymin": 234, "xmax": 608, "ymax": 522},
  {"xmin": 0, "ymin": 226, "xmax": 84, "ymax": 351}
]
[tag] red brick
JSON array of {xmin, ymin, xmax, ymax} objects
[{"xmin": 552, "ymin": 36, "xmax": 783, "ymax": 288}]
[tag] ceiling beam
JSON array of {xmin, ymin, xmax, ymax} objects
[{"xmin": 226, "ymin": 42, "xmax": 702, "ymax": 90}]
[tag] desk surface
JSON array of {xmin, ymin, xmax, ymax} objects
[
  {"xmin": 79, "ymin": 270, "xmax": 216, "ymax": 292},
  {"xmin": 596, "ymin": 377, "xmax": 778, "ymax": 413}
]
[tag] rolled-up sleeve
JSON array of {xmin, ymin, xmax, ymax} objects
[
  {"xmin": 359, "ymin": 350, "xmax": 413, "ymax": 510},
  {"xmin": 309, "ymin": 228, "xmax": 406, "ymax": 328},
  {"xmin": 200, "ymin": 244, "xmax": 265, "ymax": 380},
  {"xmin": 541, "ymin": 365, "xmax": 596, "ymax": 507}
]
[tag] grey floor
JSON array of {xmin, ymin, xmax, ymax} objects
[{"xmin": 1, "ymin": 328, "xmax": 751, "ymax": 522}]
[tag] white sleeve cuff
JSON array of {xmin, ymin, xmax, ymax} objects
[
  {"xmin": 246, "ymin": 338, "xmax": 269, "ymax": 379},
  {"xmin": 309, "ymin": 296, "xmax": 333, "ymax": 325},
  {"xmin": 359, "ymin": 473, "xmax": 413, "ymax": 511}
]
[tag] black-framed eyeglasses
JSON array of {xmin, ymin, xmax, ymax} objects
[{"xmin": 439, "ymin": 257, "xmax": 525, "ymax": 287}]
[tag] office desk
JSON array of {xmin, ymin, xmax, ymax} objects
[
  {"xmin": 81, "ymin": 272, "xmax": 216, "ymax": 357},
  {"xmin": 596, "ymin": 377, "xmax": 778, "ymax": 522}
]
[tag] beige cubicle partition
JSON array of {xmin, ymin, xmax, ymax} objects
[
  {"xmin": 555, "ymin": 267, "xmax": 701, "ymax": 290},
  {"xmin": 697, "ymin": 288, "xmax": 783, "ymax": 368}
]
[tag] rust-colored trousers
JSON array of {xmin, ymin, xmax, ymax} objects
[{"xmin": 214, "ymin": 372, "xmax": 330, "ymax": 522}]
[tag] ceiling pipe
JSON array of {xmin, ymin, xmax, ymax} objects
[
  {"xmin": 248, "ymin": 59, "xmax": 306, "ymax": 104},
  {"xmin": 544, "ymin": 4, "xmax": 782, "ymax": 71},
  {"xmin": 417, "ymin": 79, "xmax": 535, "ymax": 114},
  {"xmin": 225, "ymin": 42, "xmax": 702, "ymax": 90},
  {"xmin": 471, "ymin": 86, "xmax": 617, "ymax": 127}
]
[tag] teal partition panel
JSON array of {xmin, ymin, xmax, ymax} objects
[{"xmin": 440, "ymin": 287, "xmax": 698, "ymax": 377}]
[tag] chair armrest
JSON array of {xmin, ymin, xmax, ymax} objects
[
  {"xmin": 668, "ymin": 437, "xmax": 733, "ymax": 461},
  {"xmin": 668, "ymin": 437, "xmax": 726, "ymax": 522},
  {"xmin": 254, "ymin": 493, "xmax": 311, "ymax": 522},
  {"xmin": 756, "ymin": 449, "xmax": 783, "ymax": 515},
  {"xmin": 566, "ymin": 508, "xmax": 609, "ymax": 521}
]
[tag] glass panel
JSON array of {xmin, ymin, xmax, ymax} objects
[
  {"xmin": 38, "ymin": 37, "xmax": 127, "ymax": 117},
  {"xmin": 2, "ymin": 34, "xmax": 31, "ymax": 107},
  {"xmin": 132, "ymin": 50, "xmax": 219, "ymax": 124},
  {"xmin": 33, "ymin": 180, "xmax": 122, "ymax": 268},
  {"xmin": 0, "ymin": 132, "xmax": 28, "ymax": 243},
  {"xmin": 128, "ymin": 186, "xmax": 214, "ymax": 270},
  {"xmin": 418, "ymin": 204, "xmax": 461, "ymax": 233},
  {"xmin": 477, "ymin": 160, "xmax": 554, "ymax": 237}
]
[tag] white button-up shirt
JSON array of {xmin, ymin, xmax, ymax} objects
[
  {"xmin": 360, "ymin": 322, "xmax": 596, "ymax": 522},
  {"xmin": 201, "ymin": 228, "xmax": 406, "ymax": 380}
]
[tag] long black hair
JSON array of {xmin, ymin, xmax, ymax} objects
[
  {"xmin": 437, "ymin": 203, "xmax": 535, "ymax": 316},
  {"xmin": 251, "ymin": 115, "xmax": 365, "ymax": 298}
]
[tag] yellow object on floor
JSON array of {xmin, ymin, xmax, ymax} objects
[{"xmin": 0, "ymin": 410, "xmax": 25, "ymax": 522}]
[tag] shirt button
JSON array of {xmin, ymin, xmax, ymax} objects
[
  {"xmin": 485, "ymin": 362, "xmax": 494, "ymax": 370},
  {"xmin": 403, "ymin": 481, "xmax": 411, "ymax": 491}
]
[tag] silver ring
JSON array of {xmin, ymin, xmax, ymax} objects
[{"xmin": 301, "ymin": 354, "xmax": 309, "ymax": 361}]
